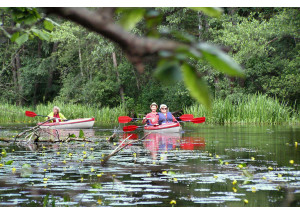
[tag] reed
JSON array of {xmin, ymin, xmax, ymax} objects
[
  {"xmin": 0, "ymin": 102, "xmax": 126, "ymax": 124},
  {"xmin": 184, "ymin": 94, "xmax": 299, "ymax": 125}
]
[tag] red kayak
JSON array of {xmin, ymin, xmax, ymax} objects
[{"xmin": 144, "ymin": 122, "xmax": 182, "ymax": 133}]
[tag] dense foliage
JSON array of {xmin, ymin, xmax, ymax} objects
[{"xmin": 0, "ymin": 7, "xmax": 299, "ymax": 118}]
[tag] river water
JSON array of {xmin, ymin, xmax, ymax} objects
[{"xmin": 0, "ymin": 123, "xmax": 299, "ymax": 207}]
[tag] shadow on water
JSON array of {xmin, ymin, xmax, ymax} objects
[{"xmin": 0, "ymin": 123, "xmax": 299, "ymax": 207}]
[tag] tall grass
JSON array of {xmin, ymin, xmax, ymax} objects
[
  {"xmin": 0, "ymin": 102, "xmax": 126, "ymax": 124},
  {"xmin": 184, "ymin": 94, "xmax": 299, "ymax": 125}
]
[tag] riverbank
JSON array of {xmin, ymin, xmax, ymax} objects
[
  {"xmin": 1, "ymin": 94, "xmax": 299, "ymax": 125},
  {"xmin": 184, "ymin": 94, "xmax": 299, "ymax": 124}
]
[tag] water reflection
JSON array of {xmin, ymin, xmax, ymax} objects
[
  {"xmin": 38, "ymin": 129, "xmax": 95, "ymax": 140},
  {"xmin": 141, "ymin": 133, "xmax": 205, "ymax": 160}
]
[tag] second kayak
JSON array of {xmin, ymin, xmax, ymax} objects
[{"xmin": 38, "ymin": 118, "xmax": 95, "ymax": 129}]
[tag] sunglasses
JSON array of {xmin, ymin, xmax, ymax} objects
[{"xmin": 161, "ymin": 108, "xmax": 167, "ymax": 110}]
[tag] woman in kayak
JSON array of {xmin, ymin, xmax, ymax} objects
[
  {"xmin": 142, "ymin": 102, "xmax": 159, "ymax": 125},
  {"xmin": 157, "ymin": 104, "xmax": 177, "ymax": 125},
  {"xmin": 46, "ymin": 106, "xmax": 67, "ymax": 122}
]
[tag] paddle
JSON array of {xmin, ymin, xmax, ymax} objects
[
  {"xmin": 179, "ymin": 117, "xmax": 206, "ymax": 124},
  {"xmin": 25, "ymin": 111, "xmax": 48, "ymax": 118},
  {"xmin": 118, "ymin": 114, "xmax": 194, "ymax": 123},
  {"xmin": 25, "ymin": 111, "xmax": 67, "ymax": 121},
  {"xmin": 122, "ymin": 117, "xmax": 205, "ymax": 132},
  {"xmin": 123, "ymin": 125, "xmax": 144, "ymax": 132}
]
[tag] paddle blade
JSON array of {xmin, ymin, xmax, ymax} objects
[
  {"xmin": 123, "ymin": 125, "xmax": 139, "ymax": 132},
  {"xmin": 118, "ymin": 116, "xmax": 133, "ymax": 123},
  {"xmin": 178, "ymin": 114, "xmax": 194, "ymax": 121},
  {"xmin": 191, "ymin": 117, "xmax": 206, "ymax": 123},
  {"xmin": 25, "ymin": 111, "xmax": 37, "ymax": 117}
]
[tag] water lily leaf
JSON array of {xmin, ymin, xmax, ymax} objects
[
  {"xmin": 117, "ymin": 8, "xmax": 146, "ymax": 31},
  {"xmin": 69, "ymin": 134, "xmax": 76, "ymax": 138},
  {"xmin": 182, "ymin": 63, "xmax": 212, "ymax": 109},
  {"xmin": 242, "ymin": 169, "xmax": 253, "ymax": 178},
  {"xmin": 154, "ymin": 60, "xmax": 182, "ymax": 84},
  {"xmin": 189, "ymin": 7, "xmax": 223, "ymax": 18},
  {"xmin": 22, "ymin": 163, "xmax": 31, "ymax": 168},
  {"xmin": 91, "ymin": 183, "xmax": 102, "ymax": 189},
  {"xmin": 79, "ymin": 130, "xmax": 85, "ymax": 139},
  {"xmin": 197, "ymin": 43, "xmax": 244, "ymax": 77},
  {"xmin": 15, "ymin": 33, "xmax": 28, "ymax": 46},
  {"xmin": 21, "ymin": 164, "xmax": 32, "ymax": 178},
  {"xmin": 5, "ymin": 160, "xmax": 14, "ymax": 165}
]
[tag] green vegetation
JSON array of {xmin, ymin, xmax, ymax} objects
[
  {"xmin": 0, "ymin": 8, "xmax": 299, "ymax": 124},
  {"xmin": 185, "ymin": 94, "xmax": 299, "ymax": 124},
  {"xmin": 0, "ymin": 102, "xmax": 125, "ymax": 124}
]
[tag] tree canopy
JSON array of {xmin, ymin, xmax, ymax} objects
[{"xmin": 0, "ymin": 7, "xmax": 299, "ymax": 114}]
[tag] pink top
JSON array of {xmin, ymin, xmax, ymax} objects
[{"xmin": 145, "ymin": 112, "xmax": 158, "ymax": 125}]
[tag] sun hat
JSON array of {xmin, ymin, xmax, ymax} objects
[
  {"xmin": 159, "ymin": 104, "xmax": 167, "ymax": 109},
  {"xmin": 53, "ymin": 106, "xmax": 60, "ymax": 112},
  {"xmin": 150, "ymin": 102, "xmax": 158, "ymax": 108}
]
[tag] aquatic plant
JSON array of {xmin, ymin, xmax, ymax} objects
[
  {"xmin": 184, "ymin": 94, "xmax": 299, "ymax": 124},
  {"xmin": 0, "ymin": 102, "xmax": 126, "ymax": 124}
]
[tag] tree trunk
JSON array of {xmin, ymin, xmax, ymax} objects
[
  {"xmin": 15, "ymin": 52, "xmax": 24, "ymax": 105},
  {"xmin": 45, "ymin": 42, "xmax": 59, "ymax": 101},
  {"xmin": 78, "ymin": 39, "xmax": 83, "ymax": 76},
  {"xmin": 112, "ymin": 52, "xmax": 125, "ymax": 104}
]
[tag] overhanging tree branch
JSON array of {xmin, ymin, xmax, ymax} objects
[{"xmin": 44, "ymin": 7, "xmax": 185, "ymax": 72}]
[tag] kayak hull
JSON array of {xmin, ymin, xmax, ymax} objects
[
  {"xmin": 144, "ymin": 122, "xmax": 182, "ymax": 133},
  {"xmin": 38, "ymin": 118, "xmax": 95, "ymax": 129}
]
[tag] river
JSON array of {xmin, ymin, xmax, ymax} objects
[{"xmin": 0, "ymin": 123, "xmax": 299, "ymax": 207}]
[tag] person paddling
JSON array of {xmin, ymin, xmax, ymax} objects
[
  {"xmin": 46, "ymin": 106, "xmax": 67, "ymax": 122},
  {"xmin": 142, "ymin": 102, "xmax": 159, "ymax": 125},
  {"xmin": 157, "ymin": 104, "xmax": 177, "ymax": 125}
]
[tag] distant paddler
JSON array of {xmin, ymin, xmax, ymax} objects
[
  {"xmin": 46, "ymin": 106, "xmax": 67, "ymax": 122},
  {"xmin": 142, "ymin": 102, "xmax": 159, "ymax": 125}
]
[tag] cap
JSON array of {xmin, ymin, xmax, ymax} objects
[
  {"xmin": 150, "ymin": 102, "xmax": 158, "ymax": 108},
  {"xmin": 160, "ymin": 104, "xmax": 167, "ymax": 109}
]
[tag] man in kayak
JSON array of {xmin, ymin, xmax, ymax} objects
[
  {"xmin": 157, "ymin": 104, "xmax": 177, "ymax": 124},
  {"xmin": 142, "ymin": 102, "xmax": 159, "ymax": 125},
  {"xmin": 46, "ymin": 106, "xmax": 67, "ymax": 122}
]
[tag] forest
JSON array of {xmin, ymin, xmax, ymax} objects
[{"xmin": 0, "ymin": 7, "xmax": 299, "ymax": 123}]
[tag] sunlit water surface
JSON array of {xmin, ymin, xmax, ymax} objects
[{"xmin": 0, "ymin": 123, "xmax": 299, "ymax": 207}]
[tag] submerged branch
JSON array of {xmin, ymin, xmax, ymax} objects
[{"xmin": 101, "ymin": 132, "xmax": 151, "ymax": 166}]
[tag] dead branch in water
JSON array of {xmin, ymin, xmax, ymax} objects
[{"xmin": 101, "ymin": 132, "xmax": 151, "ymax": 166}]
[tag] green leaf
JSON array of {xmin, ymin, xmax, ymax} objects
[
  {"xmin": 190, "ymin": 7, "xmax": 223, "ymax": 18},
  {"xmin": 172, "ymin": 31, "xmax": 196, "ymax": 43},
  {"xmin": 79, "ymin": 130, "xmax": 85, "ymax": 139},
  {"xmin": 182, "ymin": 63, "xmax": 212, "ymax": 109},
  {"xmin": 5, "ymin": 160, "xmax": 13, "ymax": 165},
  {"xmin": 31, "ymin": 29, "xmax": 51, "ymax": 41},
  {"xmin": 10, "ymin": 32, "xmax": 20, "ymax": 42},
  {"xmin": 117, "ymin": 8, "xmax": 146, "ymax": 31},
  {"xmin": 197, "ymin": 43, "xmax": 244, "ymax": 77},
  {"xmin": 69, "ymin": 134, "xmax": 76, "ymax": 138},
  {"xmin": 154, "ymin": 60, "xmax": 182, "ymax": 84},
  {"xmin": 91, "ymin": 183, "xmax": 102, "ymax": 189},
  {"xmin": 15, "ymin": 33, "xmax": 28, "ymax": 46},
  {"xmin": 43, "ymin": 20, "xmax": 54, "ymax": 31}
]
